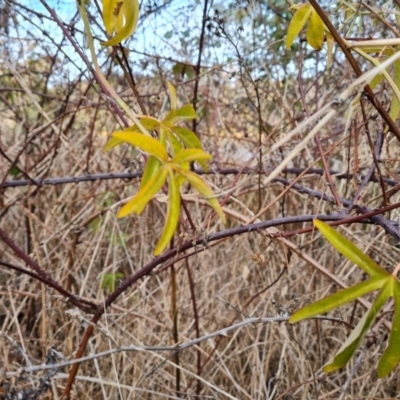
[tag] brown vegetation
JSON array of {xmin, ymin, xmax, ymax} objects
[{"xmin": 1, "ymin": 1, "xmax": 400, "ymax": 399}]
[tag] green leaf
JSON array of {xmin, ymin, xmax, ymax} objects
[
  {"xmin": 9, "ymin": 166, "xmax": 20, "ymax": 178},
  {"xmin": 170, "ymin": 126, "xmax": 208, "ymax": 171},
  {"xmin": 154, "ymin": 169, "xmax": 181, "ymax": 255},
  {"xmin": 137, "ymin": 116, "xmax": 161, "ymax": 131},
  {"xmin": 140, "ymin": 155, "xmax": 161, "ymax": 189},
  {"xmin": 291, "ymin": 221, "xmax": 400, "ymax": 377},
  {"xmin": 306, "ymin": 8, "xmax": 324, "ymax": 50},
  {"xmin": 166, "ymin": 125, "xmax": 183, "ymax": 156},
  {"xmin": 172, "ymin": 148, "xmax": 212, "ymax": 165},
  {"xmin": 175, "ymin": 168, "xmax": 226, "ymax": 224},
  {"xmin": 112, "ymin": 132, "xmax": 168, "ymax": 162},
  {"xmin": 118, "ymin": 166, "xmax": 168, "ymax": 218},
  {"xmin": 176, "ymin": 161, "xmax": 189, "ymax": 187},
  {"xmin": 314, "ymin": 220, "xmax": 389, "ymax": 278},
  {"xmin": 102, "ymin": 0, "xmax": 139, "ymax": 46},
  {"xmin": 370, "ymin": 73, "xmax": 384, "ymax": 90},
  {"xmin": 172, "ymin": 63, "xmax": 184, "ymax": 75},
  {"xmin": 88, "ymin": 216, "xmax": 102, "ymax": 232},
  {"xmin": 286, "ymin": 3, "xmax": 312, "ymax": 50},
  {"xmin": 164, "ymin": 104, "xmax": 197, "ymax": 124},
  {"xmin": 167, "ymin": 81, "xmax": 177, "ymax": 111},
  {"xmin": 101, "ymin": 272, "xmax": 124, "ymax": 292},
  {"xmin": 159, "ymin": 124, "xmax": 167, "ymax": 148},
  {"xmin": 170, "ymin": 126, "xmax": 202, "ymax": 149},
  {"xmin": 185, "ymin": 66, "xmax": 195, "ymax": 79},
  {"xmin": 378, "ymin": 278, "xmax": 400, "ymax": 377},
  {"xmin": 323, "ymin": 281, "xmax": 391, "ymax": 373},
  {"xmin": 289, "ymin": 276, "xmax": 386, "ymax": 323}
]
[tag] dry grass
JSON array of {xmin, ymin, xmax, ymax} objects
[{"xmin": 2, "ymin": 2, "xmax": 400, "ymax": 399}]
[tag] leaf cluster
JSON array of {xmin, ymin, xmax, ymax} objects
[
  {"xmin": 106, "ymin": 83, "xmax": 225, "ymax": 255},
  {"xmin": 286, "ymin": 3, "xmax": 325, "ymax": 51},
  {"xmin": 290, "ymin": 220, "xmax": 400, "ymax": 378}
]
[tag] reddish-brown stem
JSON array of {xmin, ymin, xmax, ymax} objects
[
  {"xmin": 308, "ymin": 0, "xmax": 400, "ymax": 143},
  {"xmin": 192, "ymin": 0, "xmax": 209, "ymax": 136},
  {"xmin": 184, "ymin": 258, "xmax": 202, "ymax": 396},
  {"xmin": 0, "ymin": 227, "xmax": 97, "ymax": 312}
]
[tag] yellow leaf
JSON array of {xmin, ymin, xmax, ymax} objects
[
  {"xmin": 167, "ymin": 81, "xmax": 177, "ymax": 111},
  {"xmin": 306, "ymin": 8, "xmax": 324, "ymax": 50},
  {"xmin": 171, "ymin": 126, "xmax": 208, "ymax": 171},
  {"xmin": 176, "ymin": 168, "xmax": 226, "ymax": 224},
  {"xmin": 171, "ymin": 126, "xmax": 203, "ymax": 149},
  {"xmin": 138, "ymin": 116, "xmax": 161, "ymax": 131},
  {"xmin": 164, "ymin": 104, "xmax": 197, "ymax": 124},
  {"xmin": 154, "ymin": 169, "xmax": 181, "ymax": 255},
  {"xmin": 106, "ymin": 117, "xmax": 160, "ymax": 152},
  {"xmin": 112, "ymin": 132, "xmax": 168, "ymax": 161},
  {"xmin": 370, "ymin": 73, "xmax": 384, "ymax": 90},
  {"xmin": 176, "ymin": 161, "xmax": 189, "ymax": 187},
  {"xmin": 389, "ymin": 59, "xmax": 400, "ymax": 122},
  {"xmin": 104, "ymin": 136, "xmax": 124, "ymax": 152},
  {"xmin": 140, "ymin": 156, "xmax": 161, "ymax": 189},
  {"xmin": 118, "ymin": 167, "xmax": 168, "ymax": 218},
  {"xmin": 172, "ymin": 149, "xmax": 212, "ymax": 164},
  {"xmin": 102, "ymin": 0, "xmax": 139, "ymax": 46},
  {"xmin": 286, "ymin": 3, "xmax": 312, "ymax": 50},
  {"xmin": 166, "ymin": 125, "xmax": 183, "ymax": 156},
  {"xmin": 102, "ymin": 0, "xmax": 121, "ymax": 34}
]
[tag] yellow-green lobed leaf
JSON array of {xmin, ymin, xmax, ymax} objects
[
  {"xmin": 153, "ymin": 169, "xmax": 181, "ymax": 255},
  {"xmin": 118, "ymin": 167, "xmax": 168, "ymax": 218},
  {"xmin": 112, "ymin": 132, "xmax": 168, "ymax": 161},
  {"xmin": 286, "ymin": 3, "xmax": 312, "ymax": 50},
  {"xmin": 314, "ymin": 220, "xmax": 389, "ymax": 277}
]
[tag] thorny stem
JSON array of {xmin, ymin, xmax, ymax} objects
[
  {"xmin": 192, "ymin": 0, "xmax": 209, "ymax": 136},
  {"xmin": 62, "ymin": 201, "xmax": 400, "ymax": 391},
  {"xmin": 3, "ymin": 167, "xmax": 400, "ymax": 189},
  {"xmin": 308, "ymin": 0, "xmax": 400, "ymax": 143},
  {"xmin": 0, "ymin": 228, "xmax": 97, "ymax": 312},
  {"xmin": 38, "ymin": 0, "xmax": 130, "ymax": 129}
]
